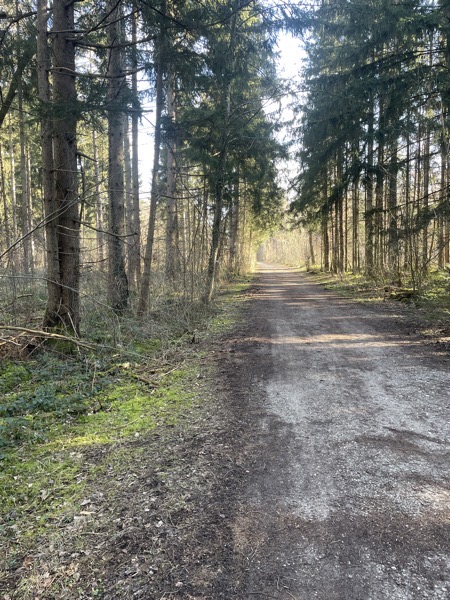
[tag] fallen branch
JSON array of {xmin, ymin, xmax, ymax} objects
[{"xmin": 0, "ymin": 325, "xmax": 96, "ymax": 350}]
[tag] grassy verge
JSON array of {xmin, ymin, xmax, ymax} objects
[
  {"xmin": 0, "ymin": 277, "xmax": 253, "ymax": 599},
  {"xmin": 304, "ymin": 268, "xmax": 450, "ymax": 333},
  {"xmin": 304, "ymin": 270, "xmax": 385, "ymax": 302}
]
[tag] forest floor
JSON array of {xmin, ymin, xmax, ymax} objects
[{"xmin": 1, "ymin": 264, "xmax": 450, "ymax": 599}]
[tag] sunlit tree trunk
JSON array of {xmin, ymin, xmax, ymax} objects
[
  {"xmin": 0, "ymin": 143, "xmax": 12, "ymax": 255},
  {"xmin": 138, "ymin": 1, "xmax": 166, "ymax": 314},
  {"xmin": 204, "ymin": 9, "xmax": 238, "ymax": 302},
  {"xmin": 18, "ymin": 78, "xmax": 32, "ymax": 274},
  {"xmin": 438, "ymin": 142, "xmax": 446, "ymax": 268},
  {"xmin": 92, "ymin": 129, "xmax": 105, "ymax": 269},
  {"xmin": 124, "ymin": 115, "xmax": 134, "ymax": 285},
  {"xmin": 229, "ymin": 170, "xmax": 240, "ymax": 272},
  {"xmin": 387, "ymin": 137, "xmax": 399, "ymax": 280},
  {"xmin": 8, "ymin": 118, "xmax": 18, "ymax": 250},
  {"xmin": 165, "ymin": 69, "xmax": 180, "ymax": 280},
  {"xmin": 107, "ymin": 0, "xmax": 128, "ymax": 311},
  {"xmin": 129, "ymin": 10, "xmax": 141, "ymax": 289}
]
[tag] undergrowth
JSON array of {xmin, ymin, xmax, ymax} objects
[
  {"xmin": 305, "ymin": 268, "xmax": 450, "ymax": 329},
  {"xmin": 0, "ymin": 275, "xmax": 253, "ymax": 597}
]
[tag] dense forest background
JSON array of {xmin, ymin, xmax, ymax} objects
[
  {"xmin": 263, "ymin": 0, "xmax": 450, "ymax": 293},
  {"xmin": 1, "ymin": 0, "xmax": 450, "ymax": 341}
]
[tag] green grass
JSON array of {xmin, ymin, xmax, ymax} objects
[
  {"xmin": 208, "ymin": 274, "xmax": 256, "ymax": 334},
  {"xmin": 305, "ymin": 268, "xmax": 450, "ymax": 327},
  {"xmin": 0, "ymin": 362, "xmax": 199, "ymax": 548},
  {"xmin": 305, "ymin": 270, "xmax": 385, "ymax": 301},
  {"xmin": 0, "ymin": 274, "xmax": 254, "ymax": 593}
]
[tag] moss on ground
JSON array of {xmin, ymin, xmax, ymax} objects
[{"xmin": 0, "ymin": 276, "xmax": 252, "ymax": 598}]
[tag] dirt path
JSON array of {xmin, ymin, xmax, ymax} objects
[{"xmin": 224, "ymin": 264, "xmax": 450, "ymax": 599}]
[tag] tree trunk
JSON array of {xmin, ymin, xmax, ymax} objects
[
  {"xmin": 422, "ymin": 118, "xmax": 430, "ymax": 271},
  {"xmin": 229, "ymin": 170, "xmax": 240, "ymax": 272},
  {"xmin": 375, "ymin": 136, "xmax": 384, "ymax": 271},
  {"xmin": 438, "ymin": 142, "xmax": 446, "ymax": 268},
  {"xmin": 138, "ymin": 2, "xmax": 166, "ymax": 314},
  {"xmin": 18, "ymin": 77, "xmax": 32, "ymax": 275},
  {"xmin": 41, "ymin": 0, "xmax": 80, "ymax": 335},
  {"xmin": 204, "ymin": 9, "xmax": 238, "ymax": 302},
  {"xmin": 92, "ymin": 129, "xmax": 105, "ymax": 269},
  {"xmin": 107, "ymin": 0, "xmax": 128, "ymax": 312},
  {"xmin": 352, "ymin": 179, "xmax": 359, "ymax": 272},
  {"xmin": 387, "ymin": 137, "xmax": 399, "ymax": 280},
  {"xmin": 322, "ymin": 207, "xmax": 330, "ymax": 271},
  {"xmin": 129, "ymin": 10, "xmax": 141, "ymax": 289},
  {"xmin": 124, "ymin": 115, "xmax": 134, "ymax": 286},
  {"xmin": 0, "ymin": 143, "xmax": 12, "ymax": 255},
  {"xmin": 165, "ymin": 69, "xmax": 180, "ymax": 280},
  {"xmin": 365, "ymin": 95, "xmax": 374, "ymax": 274},
  {"xmin": 8, "ymin": 118, "xmax": 18, "ymax": 247}
]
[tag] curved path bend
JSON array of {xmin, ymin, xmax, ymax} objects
[{"xmin": 226, "ymin": 263, "xmax": 450, "ymax": 600}]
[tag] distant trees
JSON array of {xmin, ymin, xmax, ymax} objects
[{"xmin": 290, "ymin": 0, "xmax": 450, "ymax": 285}]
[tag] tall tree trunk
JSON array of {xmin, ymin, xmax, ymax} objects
[
  {"xmin": 129, "ymin": 10, "xmax": 141, "ymax": 289},
  {"xmin": 375, "ymin": 137, "xmax": 384, "ymax": 271},
  {"xmin": 387, "ymin": 137, "xmax": 399, "ymax": 281},
  {"xmin": 107, "ymin": 0, "xmax": 128, "ymax": 311},
  {"xmin": 365, "ymin": 95, "xmax": 374, "ymax": 273},
  {"xmin": 165, "ymin": 69, "xmax": 180, "ymax": 280},
  {"xmin": 204, "ymin": 8, "xmax": 238, "ymax": 302},
  {"xmin": 352, "ymin": 179, "xmax": 359, "ymax": 272},
  {"xmin": 92, "ymin": 129, "xmax": 105, "ymax": 269},
  {"xmin": 8, "ymin": 118, "xmax": 18, "ymax": 249},
  {"xmin": 124, "ymin": 115, "xmax": 134, "ymax": 285},
  {"xmin": 336, "ymin": 152, "xmax": 344, "ymax": 273},
  {"xmin": 438, "ymin": 142, "xmax": 446, "ymax": 268},
  {"xmin": 322, "ymin": 209, "xmax": 330, "ymax": 271},
  {"xmin": 422, "ymin": 118, "xmax": 430, "ymax": 271},
  {"xmin": 0, "ymin": 143, "xmax": 12, "ymax": 255},
  {"xmin": 229, "ymin": 170, "xmax": 240, "ymax": 272},
  {"xmin": 138, "ymin": 2, "xmax": 166, "ymax": 314},
  {"xmin": 26, "ymin": 145, "xmax": 35, "ymax": 271},
  {"xmin": 308, "ymin": 231, "xmax": 316, "ymax": 267},
  {"xmin": 42, "ymin": 0, "xmax": 80, "ymax": 334},
  {"xmin": 18, "ymin": 77, "xmax": 32, "ymax": 275}
]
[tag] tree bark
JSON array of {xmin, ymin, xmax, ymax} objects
[
  {"xmin": 92, "ymin": 129, "xmax": 105, "ymax": 269},
  {"xmin": 387, "ymin": 137, "xmax": 399, "ymax": 280},
  {"xmin": 138, "ymin": 1, "xmax": 166, "ymax": 314},
  {"xmin": 107, "ymin": 0, "xmax": 129, "ymax": 311},
  {"xmin": 204, "ymin": 8, "xmax": 238, "ymax": 302},
  {"xmin": 129, "ymin": 10, "xmax": 141, "ymax": 289},
  {"xmin": 41, "ymin": 0, "xmax": 81, "ymax": 335},
  {"xmin": 165, "ymin": 69, "xmax": 180, "ymax": 280},
  {"xmin": 0, "ymin": 143, "xmax": 12, "ymax": 255},
  {"xmin": 18, "ymin": 77, "xmax": 32, "ymax": 274}
]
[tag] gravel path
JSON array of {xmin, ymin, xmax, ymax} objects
[{"xmin": 226, "ymin": 263, "xmax": 450, "ymax": 599}]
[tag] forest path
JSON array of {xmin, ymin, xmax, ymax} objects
[{"xmin": 225, "ymin": 263, "xmax": 450, "ymax": 599}]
